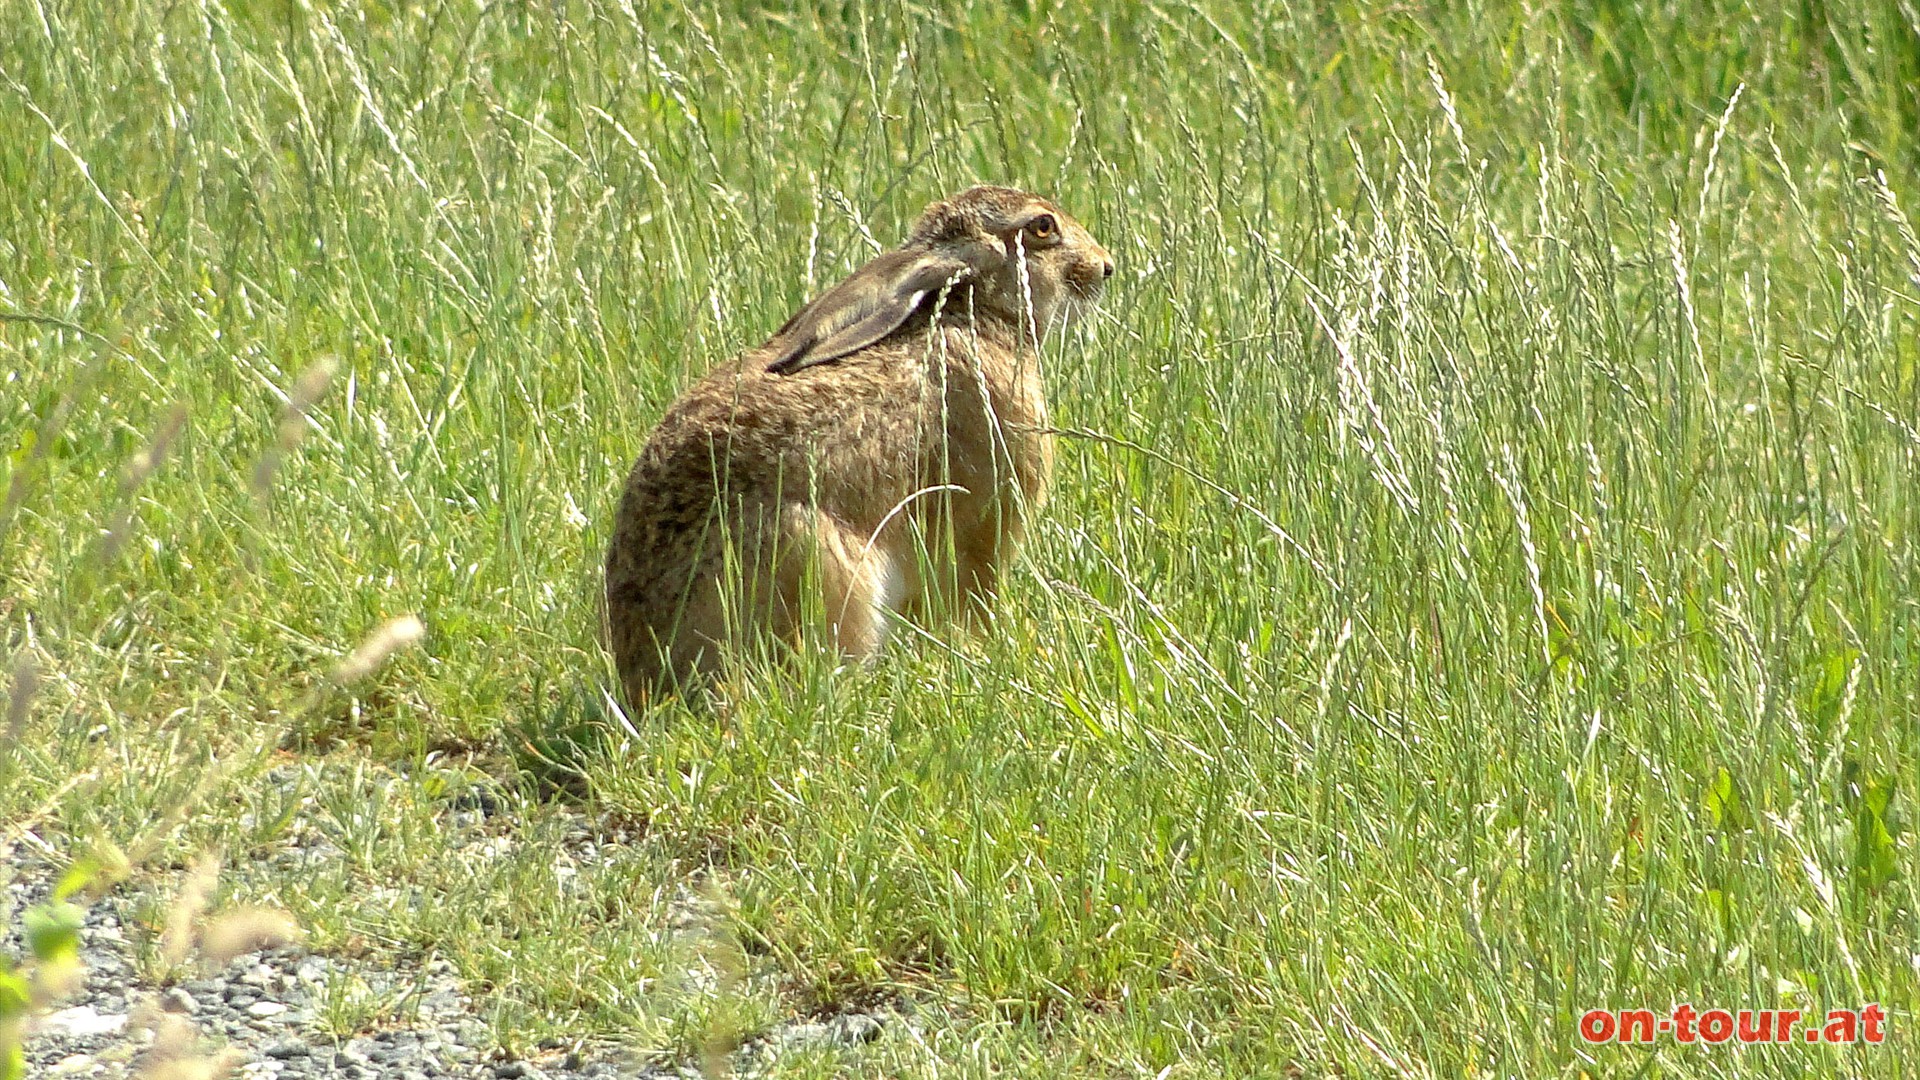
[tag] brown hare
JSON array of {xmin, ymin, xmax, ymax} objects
[{"xmin": 604, "ymin": 185, "xmax": 1114, "ymax": 703}]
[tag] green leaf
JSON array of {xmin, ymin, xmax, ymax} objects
[
  {"xmin": 23, "ymin": 902, "xmax": 85, "ymax": 965},
  {"xmin": 1703, "ymin": 766, "xmax": 1749, "ymax": 831},
  {"xmin": 1806, "ymin": 648, "xmax": 1860, "ymax": 735},
  {"xmin": 0, "ymin": 966, "xmax": 30, "ymax": 1017},
  {"xmin": 1849, "ymin": 771, "xmax": 1900, "ymax": 890},
  {"xmin": 52, "ymin": 859, "xmax": 98, "ymax": 902}
]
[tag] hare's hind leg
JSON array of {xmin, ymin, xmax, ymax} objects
[
  {"xmin": 776, "ymin": 505, "xmax": 899, "ymax": 661},
  {"xmin": 607, "ymin": 556, "xmax": 733, "ymax": 706}
]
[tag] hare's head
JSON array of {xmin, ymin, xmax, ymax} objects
[
  {"xmin": 907, "ymin": 185, "xmax": 1114, "ymax": 333},
  {"xmin": 766, "ymin": 185, "xmax": 1113, "ymax": 374}
]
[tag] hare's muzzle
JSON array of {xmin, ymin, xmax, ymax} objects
[{"xmin": 1070, "ymin": 243, "xmax": 1115, "ymax": 298}]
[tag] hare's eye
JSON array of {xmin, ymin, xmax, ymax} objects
[{"xmin": 1026, "ymin": 214, "xmax": 1057, "ymax": 241}]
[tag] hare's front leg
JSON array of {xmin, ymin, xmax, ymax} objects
[
  {"xmin": 950, "ymin": 534, "xmax": 1012, "ymax": 629},
  {"xmin": 777, "ymin": 505, "xmax": 900, "ymax": 661},
  {"xmin": 893, "ymin": 493, "xmax": 1019, "ymax": 631}
]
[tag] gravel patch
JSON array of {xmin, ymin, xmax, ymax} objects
[{"xmin": 9, "ymin": 769, "xmax": 908, "ymax": 1079}]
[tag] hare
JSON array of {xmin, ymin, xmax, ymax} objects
[{"xmin": 604, "ymin": 185, "xmax": 1114, "ymax": 703}]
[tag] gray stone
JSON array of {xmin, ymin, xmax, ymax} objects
[{"xmin": 40, "ymin": 1005, "xmax": 127, "ymax": 1038}]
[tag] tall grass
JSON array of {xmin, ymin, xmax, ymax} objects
[{"xmin": 2, "ymin": 1, "xmax": 1914, "ymax": 1075}]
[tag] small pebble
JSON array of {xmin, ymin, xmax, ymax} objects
[
  {"xmin": 833, "ymin": 1013, "xmax": 884, "ymax": 1044},
  {"xmin": 453, "ymin": 786, "xmax": 503, "ymax": 816},
  {"xmin": 157, "ymin": 987, "xmax": 197, "ymax": 1014},
  {"xmin": 247, "ymin": 1000, "xmax": 290, "ymax": 1018}
]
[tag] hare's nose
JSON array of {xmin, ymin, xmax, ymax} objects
[{"xmin": 1101, "ymin": 259, "xmax": 1115, "ymax": 279}]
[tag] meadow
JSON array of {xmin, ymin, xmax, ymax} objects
[{"xmin": 2, "ymin": 1, "xmax": 1916, "ymax": 1075}]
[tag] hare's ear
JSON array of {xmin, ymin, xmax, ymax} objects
[{"xmin": 765, "ymin": 250, "xmax": 972, "ymax": 374}]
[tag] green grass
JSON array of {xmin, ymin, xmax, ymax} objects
[{"xmin": 3, "ymin": 1, "xmax": 1917, "ymax": 1076}]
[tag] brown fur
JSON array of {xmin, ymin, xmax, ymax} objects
[{"xmin": 604, "ymin": 186, "xmax": 1113, "ymax": 702}]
